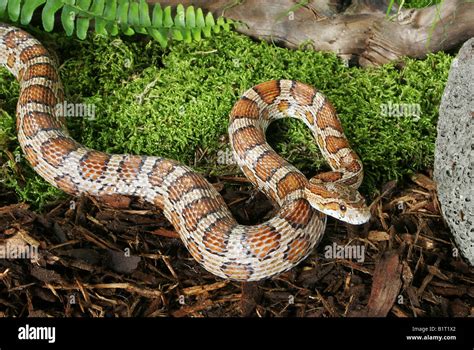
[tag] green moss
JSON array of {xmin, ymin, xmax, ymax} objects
[
  {"xmin": 400, "ymin": 0, "xmax": 442, "ymax": 8},
  {"xmin": 0, "ymin": 28, "xmax": 452, "ymax": 208}
]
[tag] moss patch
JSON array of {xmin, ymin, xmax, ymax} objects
[
  {"xmin": 0, "ymin": 27, "xmax": 452, "ymax": 208},
  {"xmin": 401, "ymin": 0, "xmax": 442, "ymax": 8}
]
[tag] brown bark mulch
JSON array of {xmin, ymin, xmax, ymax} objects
[{"xmin": 0, "ymin": 171, "xmax": 472, "ymax": 317}]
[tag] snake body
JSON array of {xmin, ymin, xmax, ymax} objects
[{"xmin": 1, "ymin": 24, "xmax": 369, "ymax": 281}]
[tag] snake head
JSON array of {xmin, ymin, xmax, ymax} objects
[{"xmin": 304, "ymin": 178, "xmax": 371, "ymax": 225}]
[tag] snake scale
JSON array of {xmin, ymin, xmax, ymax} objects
[{"xmin": 0, "ymin": 24, "xmax": 370, "ymax": 281}]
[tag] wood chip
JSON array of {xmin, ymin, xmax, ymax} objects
[
  {"xmin": 411, "ymin": 173, "xmax": 436, "ymax": 191},
  {"xmin": 368, "ymin": 230, "xmax": 390, "ymax": 241},
  {"xmin": 367, "ymin": 250, "xmax": 402, "ymax": 317}
]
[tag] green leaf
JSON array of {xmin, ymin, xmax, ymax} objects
[
  {"xmin": 172, "ymin": 28, "xmax": 183, "ymax": 41},
  {"xmin": 205, "ymin": 12, "xmax": 215, "ymax": 27},
  {"xmin": 163, "ymin": 6, "xmax": 173, "ymax": 28},
  {"xmin": 104, "ymin": 0, "xmax": 117, "ymax": 21},
  {"xmin": 151, "ymin": 3, "xmax": 162, "ymax": 27},
  {"xmin": 20, "ymin": 0, "xmax": 46, "ymax": 25},
  {"xmin": 0, "ymin": 0, "xmax": 231, "ymax": 49},
  {"xmin": 202, "ymin": 25, "xmax": 211, "ymax": 37},
  {"xmin": 183, "ymin": 27, "xmax": 191, "ymax": 43},
  {"xmin": 7, "ymin": 0, "xmax": 21, "ymax": 22},
  {"xmin": 117, "ymin": 0, "xmax": 134, "ymax": 35},
  {"xmin": 90, "ymin": 0, "xmax": 105, "ymax": 16},
  {"xmin": 95, "ymin": 18, "xmax": 107, "ymax": 35},
  {"xmin": 105, "ymin": 21, "xmax": 119, "ymax": 35},
  {"xmin": 129, "ymin": 1, "xmax": 146, "ymax": 34},
  {"xmin": 185, "ymin": 6, "xmax": 195, "ymax": 28},
  {"xmin": 76, "ymin": 17, "xmax": 90, "ymax": 39},
  {"xmin": 174, "ymin": 4, "xmax": 185, "ymax": 28},
  {"xmin": 61, "ymin": 3, "xmax": 76, "ymax": 36},
  {"xmin": 76, "ymin": 0, "xmax": 92, "ymax": 39},
  {"xmin": 195, "ymin": 8, "xmax": 205, "ymax": 28},
  {"xmin": 147, "ymin": 27, "xmax": 167, "ymax": 48},
  {"xmin": 42, "ymin": 0, "xmax": 64, "ymax": 32},
  {"xmin": 0, "ymin": 0, "xmax": 8, "ymax": 18},
  {"xmin": 117, "ymin": 0, "xmax": 129, "ymax": 24},
  {"xmin": 91, "ymin": 0, "xmax": 108, "ymax": 34},
  {"xmin": 191, "ymin": 27, "xmax": 201, "ymax": 41},
  {"xmin": 77, "ymin": 0, "xmax": 92, "ymax": 11},
  {"xmin": 139, "ymin": 0, "xmax": 151, "ymax": 27},
  {"xmin": 128, "ymin": 1, "xmax": 139, "ymax": 26}
]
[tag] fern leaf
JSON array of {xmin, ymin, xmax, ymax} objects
[
  {"xmin": 61, "ymin": 2, "xmax": 76, "ymax": 36},
  {"xmin": 0, "ymin": 0, "xmax": 233, "ymax": 49},
  {"xmin": 138, "ymin": 0, "xmax": 150, "ymax": 27},
  {"xmin": 7, "ymin": 0, "xmax": 21, "ymax": 22},
  {"xmin": 20, "ymin": 0, "xmax": 46, "ymax": 25},
  {"xmin": 185, "ymin": 5, "xmax": 195, "ymax": 28},
  {"xmin": 151, "ymin": 3, "xmax": 162, "ymax": 28},
  {"xmin": 163, "ymin": 5, "xmax": 173, "ymax": 28},
  {"xmin": 42, "ymin": 0, "xmax": 64, "ymax": 32},
  {"xmin": 0, "ymin": 0, "xmax": 8, "ymax": 18},
  {"xmin": 76, "ymin": 0, "xmax": 92, "ymax": 40}
]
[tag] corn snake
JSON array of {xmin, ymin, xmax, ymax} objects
[{"xmin": 0, "ymin": 24, "xmax": 370, "ymax": 281}]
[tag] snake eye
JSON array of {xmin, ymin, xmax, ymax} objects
[{"xmin": 339, "ymin": 204, "xmax": 347, "ymax": 211}]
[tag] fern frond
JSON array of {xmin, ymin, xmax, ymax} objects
[{"xmin": 0, "ymin": 0, "xmax": 233, "ymax": 47}]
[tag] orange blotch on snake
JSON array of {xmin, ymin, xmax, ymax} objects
[
  {"xmin": 285, "ymin": 236, "xmax": 310, "ymax": 264},
  {"xmin": 247, "ymin": 225, "xmax": 281, "ymax": 261},
  {"xmin": 307, "ymin": 183, "xmax": 337, "ymax": 199},
  {"xmin": 231, "ymin": 126, "xmax": 265, "ymax": 156},
  {"xmin": 277, "ymin": 171, "xmax": 307, "ymax": 198},
  {"xmin": 118, "ymin": 155, "xmax": 142, "ymax": 183},
  {"xmin": 305, "ymin": 111, "xmax": 314, "ymax": 125},
  {"xmin": 202, "ymin": 218, "xmax": 235, "ymax": 255},
  {"xmin": 6, "ymin": 53, "xmax": 16, "ymax": 68},
  {"xmin": 21, "ymin": 111, "xmax": 62, "ymax": 138},
  {"xmin": 168, "ymin": 172, "xmax": 210, "ymax": 203},
  {"xmin": 241, "ymin": 165, "xmax": 258, "ymax": 186},
  {"xmin": 22, "ymin": 63, "xmax": 59, "ymax": 82},
  {"xmin": 230, "ymin": 98, "xmax": 260, "ymax": 120},
  {"xmin": 3, "ymin": 29, "xmax": 29, "ymax": 49},
  {"xmin": 315, "ymin": 102, "xmax": 343, "ymax": 132},
  {"xmin": 325, "ymin": 135, "xmax": 350, "ymax": 154},
  {"xmin": 182, "ymin": 196, "xmax": 222, "ymax": 232},
  {"xmin": 278, "ymin": 100, "xmax": 289, "ymax": 112},
  {"xmin": 312, "ymin": 171, "xmax": 344, "ymax": 183},
  {"xmin": 41, "ymin": 137, "xmax": 78, "ymax": 167},
  {"xmin": 19, "ymin": 44, "xmax": 49, "ymax": 64},
  {"xmin": 148, "ymin": 159, "xmax": 178, "ymax": 187},
  {"xmin": 291, "ymin": 81, "xmax": 316, "ymax": 106},
  {"xmin": 253, "ymin": 80, "xmax": 281, "ymax": 104},
  {"xmin": 221, "ymin": 262, "xmax": 253, "ymax": 280},
  {"xmin": 79, "ymin": 151, "xmax": 110, "ymax": 181},
  {"xmin": 341, "ymin": 151, "xmax": 362, "ymax": 173},
  {"xmin": 23, "ymin": 145, "xmax": 39, "ymax": 167},
  {"xmin": 19, "ymin": 85, "xmax": 57, "ymax": 106},
  {"xmin": 254, "ymin": 151, "xmax": 286, "ymax": 182},
  {"xmin": 280, "ymin": 199, "xmax": 312, "ymax": 227}
]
